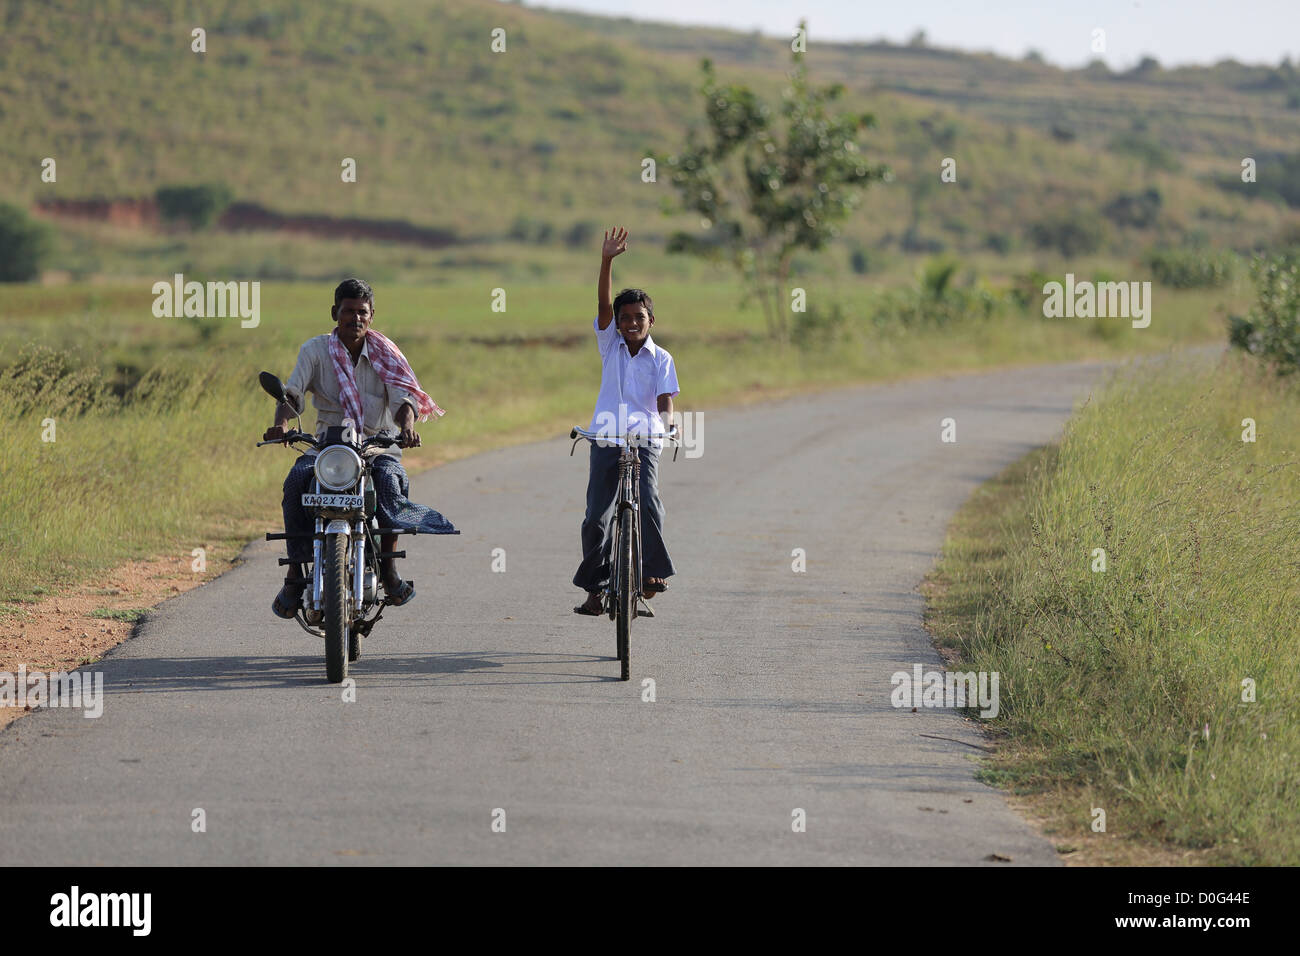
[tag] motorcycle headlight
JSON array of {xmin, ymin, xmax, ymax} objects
[{"xmin": 314, "ymin": 446, "xmax": 363, "ymax": 491}]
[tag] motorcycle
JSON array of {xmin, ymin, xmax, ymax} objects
[{"xmin": 256, "ymin": 370, "xmax": 431, "ymax": 683}]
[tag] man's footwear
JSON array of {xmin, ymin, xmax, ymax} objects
[
  {"xmin": 382, "ymin": 574, "xmax": 416, "ymax": 607},
  {"xmin": 272, "ymin": 579, "xmax": 306, "ymax": 619}
]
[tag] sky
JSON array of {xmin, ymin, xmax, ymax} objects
[{"xmin": 525, "ymin": 0, "xmax": 1299, "ymax": 70}]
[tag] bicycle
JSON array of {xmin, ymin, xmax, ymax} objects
[{"xmin": 569, "ymin": 424, "xmax": 679, "ymax": 681}]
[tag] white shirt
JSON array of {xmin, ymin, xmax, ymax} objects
[
  {"xmin": 282, "ymin": 333, "xmax": 416, "ymax": 460},
  {"xmin": 587, "ymin": 316, "xmax": 680, "ymax": 449}
]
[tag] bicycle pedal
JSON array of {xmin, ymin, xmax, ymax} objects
[{"xmin": 635, "ymin": 597, "xmax": 655, "ymax": 618}]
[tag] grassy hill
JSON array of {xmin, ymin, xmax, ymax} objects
[
  {"xmin": 2, "ymin": 0, "xmax": 1296, "ymax": 282},
  {"xmin": 545, "ymin": 7, "xmax": 1300, "ymax": 158}
]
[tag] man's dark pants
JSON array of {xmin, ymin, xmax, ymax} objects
[
  {"xmin": 281, "ymin": 453, "xmax": 455, "ymax": 568},
  {"xmin": 573, "ymin": 443, "xmax": 675, "ymax": 592}
]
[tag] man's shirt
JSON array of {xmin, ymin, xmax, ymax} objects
[
  {"xmin": 587, "ymin": 317, "xmax": 680, "ymax": 449},
  {"xmin": 282, "ymin": 333, "xmax": 416, "ymax": 459}
]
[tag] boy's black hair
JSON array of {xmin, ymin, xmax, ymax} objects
[
  {"xmin": 333, "ymin": 277, "xmax": 374, "ymax": 312},
  {"xmin": 612, "ymin": 287, "xmax": 654, "ymax": 321}
]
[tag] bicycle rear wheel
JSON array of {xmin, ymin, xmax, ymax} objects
[{"xmin": 616, "ymin": 507, "xmax": 633, "ymax": 681}]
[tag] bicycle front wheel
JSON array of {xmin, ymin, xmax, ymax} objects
[{"xmin": 616, "ymin": 506, "xmax": 633, "ymax": 681}]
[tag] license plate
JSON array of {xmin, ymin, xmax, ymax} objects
[{"xmin": 302, "ymin": 493, "xmax": 363, "ymax": 509}]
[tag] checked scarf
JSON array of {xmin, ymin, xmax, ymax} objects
[{"xmin": 327, "ymin": 328, "xmax": 444, "ymax": 432}]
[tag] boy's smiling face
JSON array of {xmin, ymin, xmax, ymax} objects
[{"xmin": 616, "ymin": 302, "xmax": 652, "ymax": 349}]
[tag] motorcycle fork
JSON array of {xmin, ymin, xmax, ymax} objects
[
  {"xmin": 311, "ymin": 515, "xmax": 324, "ymax": 611},
  {"xmin": 352, "ymin": 522, "xmax": 366, "ymax": 609}
]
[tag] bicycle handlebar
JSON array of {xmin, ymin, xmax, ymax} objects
[
  {"xmin": 569, "ymin": 424, "xmax": 682, "ymax": 461},
  {"xmin": 570, "ymin": 425, "xmax": 678, "ymax": 441}
]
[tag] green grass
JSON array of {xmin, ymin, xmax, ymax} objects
[
  {"xmin": 926, "ymin": 351, "xmax": 1300, "ymax": 864},
  {"xmin": 5, "ymin": 0, "xmax": 1296, "ymax": 281},
  {"xmin": 88, "ymin": 608, "xmax": 149, "ymax": 622},
  {"xmin": 0, "ymin": 266, "xmax": 1243, "ymax": 603}
]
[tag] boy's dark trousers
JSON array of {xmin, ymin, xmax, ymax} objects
[{"xmin": 573, "ymin": 443, "xmax": 675, "ymax": 592}]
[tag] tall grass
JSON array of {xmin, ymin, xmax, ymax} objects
[
  {"xmin": 0, "ymin": 274, "xmax": 1238, "ymax": 603},
  {"xmin": 928, "ymin": 352, "xmax": 1300, "ymax": 863}
]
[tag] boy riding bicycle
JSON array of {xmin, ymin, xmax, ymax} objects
[{"xmin": 573, "ymin": 227, "xmax": 679, "ymax": 615}]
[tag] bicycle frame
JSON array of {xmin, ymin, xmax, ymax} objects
[
  {"xmin": 608, "ymin": 442, "xmax": 643, "ymax": 617},
  {"xmin": 569, "ymin": 427, "xmax": 676, "ymax": 612},
  {"xmin": 570, "ymin": 425, "xmax": 678, "ymax": 681}
]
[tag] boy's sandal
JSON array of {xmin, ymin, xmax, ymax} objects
[
  {"xmin": 573, "ymin": 603, "xmax": 603, "ymax": 616},
  {"xmin": 643, "ymin": 580, "xmax": 668, "ymax": 593}
]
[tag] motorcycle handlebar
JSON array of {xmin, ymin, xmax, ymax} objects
[
  {"xmin": 257, "ymin": 430, "xmax": 404, "ymax": 449},
  {"xmin": 257, "ymin": 429, "xmax": 316, "ymax": 448}
]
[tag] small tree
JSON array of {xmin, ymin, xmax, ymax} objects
[
  {"xmin": 0, "ymin": 203, "xmax": 55, "ymax": 282},
  {"xmin": 657, "ymin": 26, "xmax": 888, "ymax": 339}
]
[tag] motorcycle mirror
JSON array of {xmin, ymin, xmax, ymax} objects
[{"xmin": 259, "ymin": 371, "xmax": 287, "ymax": 404}]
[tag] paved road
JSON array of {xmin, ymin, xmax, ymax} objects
[{"xmin": 0, "ymin": 359, "xmax": 1123, "ymax": 865}]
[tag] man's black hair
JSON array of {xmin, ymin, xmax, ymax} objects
[
  {"xmin": 333, "ymin": 277, "xmax": 374, "ymax": 311},
  {"xmin": 612, "ymin": 287, "xmax": 654, "ymax": 321}
]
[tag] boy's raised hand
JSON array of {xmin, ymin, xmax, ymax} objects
[{"xmin": 602, "ymin": 227, "xmax": 629, "ymax": 259}]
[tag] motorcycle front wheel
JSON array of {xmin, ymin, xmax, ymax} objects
[{"xmin": 323, "ymin": 531, "xmax": 350, "ymax": 683}]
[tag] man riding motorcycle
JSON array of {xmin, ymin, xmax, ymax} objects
[{"xmin": 263, "ymin": 277, "xmax": 457, "ymax": 618}]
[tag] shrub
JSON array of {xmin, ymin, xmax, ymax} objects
[
  {"xmin": 1144, "ymin": 246, "xmax": 1236, "ymax": 288},
  {"xmin": 0, "ymin": 345, "xmax": 114, "ymax": 417},
  {"xmin": 1103, "ymin": 187, "xmax": 1163, "ymax": 229},
  {"xmin": 1276, "ymin": 221, "xmax": 1300, "ymax": 251},
  {"xmin": 508, "ymin": 215, "xmax": 554, "ymax": 243},
  {"xmin": 563, "ymin": 220, "xmax": 597, "ymax": 249},
  {"xmin": 792, "ymin": 302, "xmax": 848, "ymax": 347},
  {"xmin": 1026, "ymin": 210, "xmax": 1107, "ymax": 257},
  {"xmin": 1107, "ymin": 132, "xmax": 1181, "ymax": 172},
  {"xmin": 920, "ymin": 257, "xmax": 959, "ymax": 299},
  {"xmin": 0, "ymin": 202, "xmax": 55, "ymax": 282},
  {"xmin": 1229, "ymin": 253, "xmax": 1300, "ymax": 374},
  {"xmin": 983, "ymin": 231, "xmax": 1014, "ymax": 255},
  {"xmin": 1009, "ymin": 269, "xmax": 1053, "ymax": 310},
  {"xmin": 1214, "ymin": 151, "xmax": 1300, "ymax": 209},
  {"xmin": 849, "ymin": 245, "xmax": 871, "ymax": 274},
  {"xmin": 900, "ymin": 226, "xmax": 945, "ymax": 253},
  {"xmin": 873, "ymin": 260, "xmax": 1004, "ymax": 328},
  {"xmin": 155, "ymin": 183, "xmax": 234, "ymax": 229}
]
